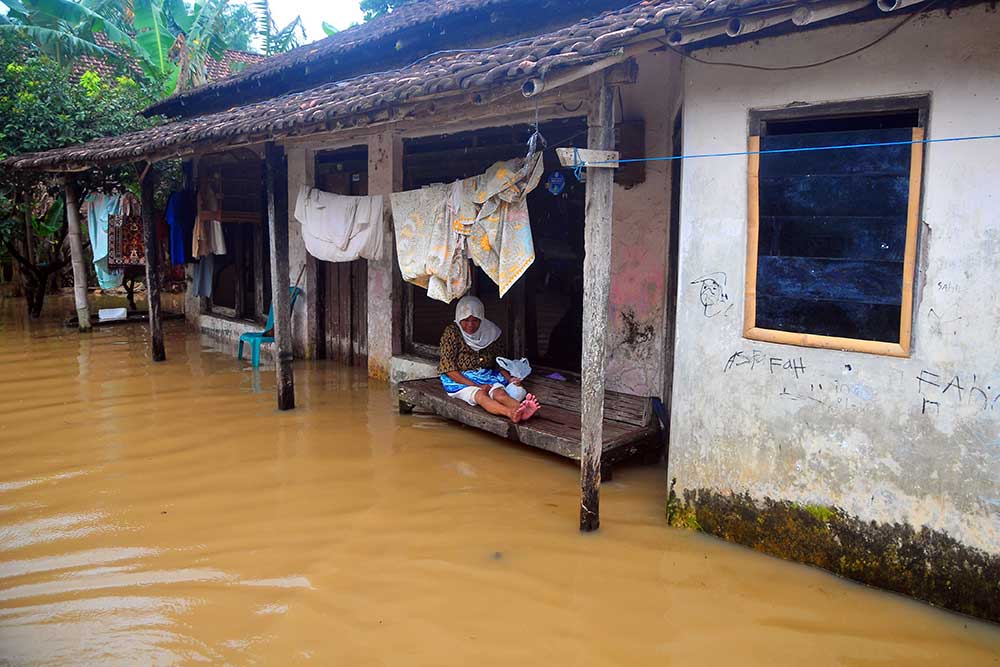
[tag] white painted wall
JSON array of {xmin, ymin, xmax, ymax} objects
[{"xmin": 670, "ymin": 5, "xmax": 1000, "ymax": 552}]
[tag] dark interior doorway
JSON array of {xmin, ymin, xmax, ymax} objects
[
  {"xmin": 313, "ymin": 145, "xmax": 369, "ymax": 367},
  {"xmin": 402, "ymin": 117, "xmax": 588, "ymax": 373}
]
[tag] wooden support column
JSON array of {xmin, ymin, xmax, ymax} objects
[
  {"xmin": 266, "ymin": 142, "xmax": 295, "ymax": 410},
  {"xmin": 140, "ymin": 168, "xmax": 165, "ymax": 362},
  {"xmin": 579, "ymin": 71, "xmax": 616, "ymax": 532},
  {"xmin": 61, "ymin": 176, "xmax": 90, "ymax": 332},
  {"xmin": 366, "ymin": 129, "xmax": 404, "ymax": 380}
]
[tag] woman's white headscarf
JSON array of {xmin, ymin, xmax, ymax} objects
[{"xmin": 454, "ymin": 295, "xmax": 502, "ymax": 352}]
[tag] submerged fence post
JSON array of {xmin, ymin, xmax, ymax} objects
[
  {"xmin": 579, "ymin": 70, "xmax": 616, "ymax": 532},
  {"xmin": 62, "ymin": 176, "xmax": 91, "ymax": 332},
  {"xmin": 140, "ymin": 167, "xmax": 166, "ymax": 362},
  {"xmin": 266, "ymin": 141, "xmax": 295, "ymax": 410}
]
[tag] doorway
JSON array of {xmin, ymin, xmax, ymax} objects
[
  {"xmin": 402, "ymin": 118, "xmax": 588, "ymax": 374},
  {"xmin": 313, "ymin": 145, "xmax": 369, "ymax": 367}
]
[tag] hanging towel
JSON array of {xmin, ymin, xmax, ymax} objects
[
  {"xmin": 192, "ymin": 254, "xmax": 215, "ymax": 298},
  {"xmin": 166, "ymin": 191, "xmax": 196, "ymax": 265},
  {"xmin": 193, "ymin": 186, "xmax": 227, "ymax": 257},
  {"xmin": 391, "ymin": 183, "xmax": 472, "ymax": 303},
  {"xmin": 468, "ymin": 153, "xmax": 545, "ymax": 297},
  {"xmin": 294, "ymin": 186, "xmax": 385, "ymax": 263},
  {"xmin": 82, "ymin": 193, "xmax": 124, "ymax": 290}
]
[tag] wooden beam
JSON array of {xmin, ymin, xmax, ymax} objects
[
  {"xmin": 579, "ymin": 71, "xmax": 616, "ymax": 532},
  {"xmin": 555, "ymin": 147, "xmax": 620, "ymax": 168},
  {"xmin": 140, "ymin": 167, "xmax": 165, "ymax": 362},
  {"xmin": 265, "ymin": 141, "xmax": 295, "ymax": 410},
  {"xmin": 61, "ymin": 176, "xmax": 90, "ymax": 332}
]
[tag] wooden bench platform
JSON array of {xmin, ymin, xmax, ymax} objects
[{"xmin": 397, "ymin": 375, "xmax": 662, "ymax": 476}]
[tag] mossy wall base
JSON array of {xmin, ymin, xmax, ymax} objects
[{"xmin": 669, "ymin": 487, "xmax": 1000, "ymax": 624}]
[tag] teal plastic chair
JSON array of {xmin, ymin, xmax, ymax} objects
[{"xmin": 238, "ymin": 287, "xmax": 302, "ymax": 368}]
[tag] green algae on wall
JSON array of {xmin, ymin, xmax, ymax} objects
[{"xmin": 668, "ymin": 487, "xmax": 1000, "ymax": 624}]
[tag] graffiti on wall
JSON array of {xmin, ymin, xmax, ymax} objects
[
  {"xmin": 916, "ymin": 369, "xmax": 1000, "ymax": 415},
  {"xmin": 724, "ymin": 348, "xmax": 806, "ymax": 379},
  {"xmin": 691, "ymin": 272, "xmax": 733, "ymax": 318}
]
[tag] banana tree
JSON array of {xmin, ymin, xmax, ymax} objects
[
  {"xmin": 253, "ymin": 0, "xmax": 305, "ymax": 57},
  {"xmin": 0, "ymin": 0, "xmax": 142, "ymax": 68}
]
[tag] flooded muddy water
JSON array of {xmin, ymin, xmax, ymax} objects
[{"xmin": 1, "ymin": 294, "xmax": 998, "ymax": 666}]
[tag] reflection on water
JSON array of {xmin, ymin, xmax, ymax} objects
[{"xmin": 1, "ymin": 294, "xmax": 998, "ymax": 666}]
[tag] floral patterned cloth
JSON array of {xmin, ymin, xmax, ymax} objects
[{"xmin": 391, "ymin": 153, "xmax": 543, "ymax": 303}]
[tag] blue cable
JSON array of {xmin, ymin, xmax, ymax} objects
[{"xmin": 571, "ymin": 133, "xmax": 1000, "ymax": 174}]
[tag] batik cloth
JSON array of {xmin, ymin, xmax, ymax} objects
[
  {"xmin": 107, "ymin": 212, "xmax": 145, "ymax": 268},
  {"xmin": 468, "ymin": 153, "xmax": 544, "ymax": 297},
  {"xmin": 390, "ymin": 154, "xmax": 543, "ymax": 303},
  {"xmin": 391, "ymin": 183, "xmax": 471, "ymax": 303}
]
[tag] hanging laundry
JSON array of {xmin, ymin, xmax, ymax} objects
[
  {"xmin": 293, "ymin": 186, "xmax": 384, "ymax": 263},
  {"xmin": 107, "ymin": 193, "xmax": 145, "ymax": 269},
  {"xmin": 82, "ymin": 192, "xmax": 124, "ymax": 290},
  {"xmin": 390, "ymin": 153, "xmax": 544, "ymax": 303},
  {"xmin": 192, "ymin": 185, "xmax": 227, "ymax": 258},
  {"xmin": 468, "ymin": 153, "xmax": 545, "ymax": 297},
  {"xmin": 391, "ymin": 182, "xmax": 472, "ymax": 303},
  {"xmin": 192, "ymin": 254, "xmax": 215, "ymax": 298},
  {"xmin": 166, "ymin": 190, "xmax": 196, "ymax": 265}
]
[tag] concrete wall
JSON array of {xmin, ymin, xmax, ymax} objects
[
  {"xmin": 670, "ymin": 5, "xmax": 1000, "ymax": 559},
  {"xmin": 605, "ymin": 50, "xmax": 682, "ymax": 398}
]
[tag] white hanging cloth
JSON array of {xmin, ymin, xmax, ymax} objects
[{"xmin": 294, "ymin": 186, "xmax": 384, "ymax": 262}]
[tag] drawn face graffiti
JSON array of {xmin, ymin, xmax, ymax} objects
[
  {"xmin": 699, "ymin": 279, "xmax": 723, "ymax": 307},
  {"xmin": 691, "ymin": 273, "xmax": 732, "ymax": 318}
]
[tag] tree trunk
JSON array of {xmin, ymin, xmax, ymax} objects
[
  {"xmin": 63, "ymin": 178, "xmax": 91, "ymax": 332},
  {"xmin": 27, "ymin": 278, "xmax": 45, "ymax": 318}
]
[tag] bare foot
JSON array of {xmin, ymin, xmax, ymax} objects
[
  {"xmin": 512, "ymin": 401, "xmax": 529, "ymax": 423},
  {"xmin": 515, "ymin": 399, "xmax": 540, "ymax": 422}
]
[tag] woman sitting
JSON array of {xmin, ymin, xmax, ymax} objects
[{"xmin": 439, "ymin": 296, "xmax": 540, "ymax": 423}]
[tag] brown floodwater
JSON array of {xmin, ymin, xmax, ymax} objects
[{"xmin": 0, "ymin": 293, "xmax": 998, "ymax": 666}]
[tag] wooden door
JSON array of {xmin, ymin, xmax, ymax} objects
[{"xmin": 323, "ymin": 259, "xmax": 368, "ymax": 366}]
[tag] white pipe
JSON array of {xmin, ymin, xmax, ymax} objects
[
  {"xmin": 726, "ymin": 10, "xmax": 795, "ymax": 37},
  {"xmin": 792, "ymin": 0, "xmax": 870, "ymax": 26},
  {"xmin": 665, "ymin": 21, "xmax": 728, "ymax": 46},
  {"xmin": 877, "ymin": 0, "xmax": 925, "ymax": 12},
  {"xmin": 521, "ymin": 51, "xmax": 628, "ymax": 98}
]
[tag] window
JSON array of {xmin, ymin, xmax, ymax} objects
[
  {"xmin": 745, "ymin": 99, "xmax": 927, "ymax": 357},
  {"xmin": 198, "ymin": 152, "xmax": 271, "ymax": 322}
]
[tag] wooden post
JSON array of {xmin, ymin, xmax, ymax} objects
[
  {"xmin": 140, "ymin": 167, "xmax": 166, "ymax": 362},
  {"xmin": 579, "ymin": 71, "xmax": 616, "ymax": 532},
  {"xmin": 62, "ymin": 176, "xmax": 91, "ymax": 332},
  {"xmin": 266, "ymin": 141, "xmax": 295, "ymax": 410}
]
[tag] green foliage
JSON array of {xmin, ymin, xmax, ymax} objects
[
  {"xmin": 219, "ymin": 4, "xmax": 257, "ymax": 52},
  {"xmin": 359, "ymin": 0, "xmax": 419, "ymax": 21},
  {"xmin": 1, "ymin": 0, "xmax": 143, "ymax": 68},
  {"xmin": 0, "ymin": 33, "xmax": 155, "ymax": 248},
  {"xmin": 321, "ymin": 21, "xmax": 338, "ymax": 37},
  {"xmin": 252, "ymin": 0, "xmax": 306, "ymax": 56}
]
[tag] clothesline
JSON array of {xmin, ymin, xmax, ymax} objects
[{"xmin": 570, "ymin": 132, "xmax": 1000, "ymax": 179}]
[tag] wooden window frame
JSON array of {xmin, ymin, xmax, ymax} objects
[{"xmin": 744, "ymin": 99, "xmax": 927, "ymax": 358}]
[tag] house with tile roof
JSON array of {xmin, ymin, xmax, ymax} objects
[{"xmin": 5, "ymin": 0, "xmax": 999, "ymax": 623}]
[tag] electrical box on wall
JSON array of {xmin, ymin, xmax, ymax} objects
[{"xmin": 615, "ymin": 119, "xmax": 645, "ymax": 189}]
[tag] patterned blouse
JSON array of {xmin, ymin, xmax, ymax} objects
[{"xmin": 438, "ymin": 323, "xmax": 505, "ymax": 374}]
